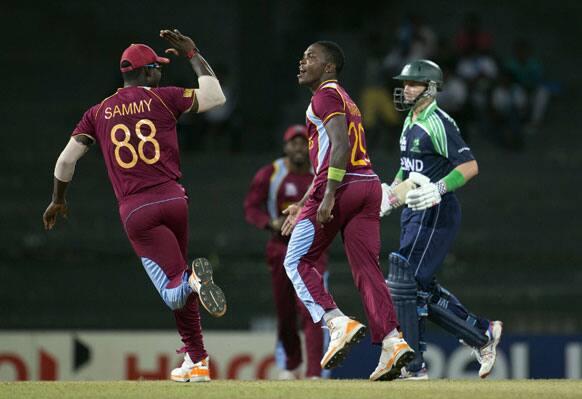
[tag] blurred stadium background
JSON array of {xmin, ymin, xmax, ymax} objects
[{"xmin": 1, "ymin": 0, "xmax": 581, "ymax": 382}]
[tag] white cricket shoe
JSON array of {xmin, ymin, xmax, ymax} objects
[
  {"xmin": 171, "ymin": 353, "xmax": 211, "ymax": 382},
  {"xmin": 320, "ymin": 316, "xmax": 367, "ymax": 370},
  {"xmin": 400, "ymin": 364, "xmax": 429, "ymax": 380},
  {"xmin": 477, "ymin": 320, "xmax": 503, "ymax": 378},
  {"xmin": 277, "ymin": 368, "xmax": 300, "ymax": 380},
  {"xmin": 370, "ymin": 332, "xmax": 415, "ymax": 381},
  {"xmin": 188, "ymin": 258, "xmax": 227, "ymax": 317}
]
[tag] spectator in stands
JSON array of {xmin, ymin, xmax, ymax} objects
[
  {"xmin": 490, "ymin": 69, "xmax": 528, "ymax": 150},
  {"xmin": 504, "ymin": 39, "xmax": 550, "ymax": 134}
]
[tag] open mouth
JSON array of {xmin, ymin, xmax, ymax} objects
[{"xmin": 297, "ymin": 67, "xmax": 306, "ymax": 78}]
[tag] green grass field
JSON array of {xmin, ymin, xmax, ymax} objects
[{"xmin": 2, "ymin": 380, "xmax": 581, "ymax": 399}]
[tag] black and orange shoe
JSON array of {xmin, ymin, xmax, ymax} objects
[{"xmin": 188, "ymin": 258, "xmax": 227, "ymax": 317}]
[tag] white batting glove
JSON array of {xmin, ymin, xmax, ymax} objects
[
  {"xmin": 380, "ymin": 183, "xmax": 394, "ymax": 217},
  {"xmin": 408, "ymin": 172, "xmax": 431, "ymax": 187},
  {"xmin": 406, "ymin": 183, "xmax": 441, "ymax": 211}
]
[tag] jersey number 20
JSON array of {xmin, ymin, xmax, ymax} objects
[
  {"xmin": 348, "ymin": 121, "xmax": 369, "ymax": 167},
  {"xmin": 110, "ymin": 119, "xmax": 160, "ymax": 169}
]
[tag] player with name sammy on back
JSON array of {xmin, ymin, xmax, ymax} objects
[{"xmin": 43, "ymin": 29, "xmax": 227, "ymax": 383}]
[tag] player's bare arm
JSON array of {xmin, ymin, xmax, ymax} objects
[
  {"xmin": 454, "ymin": 160, "xmax": 479, "ymax": 182},
  {"xmin": 43, "ymin": 135, "xmax": 92, "ymax": 230},
  {"xmin": 160, "ymin": 29, "xmax": 225, "ymax": 113},
  {"xmin": 317, "ymin": 114, "xmax": 349, "ymax": 226}
]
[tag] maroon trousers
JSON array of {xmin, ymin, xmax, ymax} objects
[
  {"xmin": 119, "ymin": 182, "xmax": 206, "ymax": 363},
  {"xmin": 284, "ymin": 178, "xmax": 399, "ymax": 344}
]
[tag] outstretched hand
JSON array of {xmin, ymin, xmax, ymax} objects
[
  {"xmin": 379, "ymin": 183, "xmax": 394, "ymax": 217},
  {"xmin": 43, "ymin": 201, "xmax": 68, "ymax": 230},
  {"xmin": 160, "ymin": 29, "xmax": 197, "ymax": 57},
  {"xmin": 281, "ymin": 204, "xmax": 302, "ymax": 236}
]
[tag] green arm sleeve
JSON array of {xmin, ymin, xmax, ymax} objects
[
  {"xmin": 442, "ymin": 169, "xmax": 466, "ymax": 192},
  {"xmin": 395, "ymin": 168, "xmax": 404, "ymax": 182}
]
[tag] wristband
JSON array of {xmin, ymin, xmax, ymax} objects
[
  {"xmin": 441, "ymin": 169, "xmax": 466, "ymax": 193},
  {"xmin": 436, "ymin": 180, "xmax": 447, "ymax": 195},
  {"xmin": 395, "ymin": 168, "xmax": 404, "ymax": 182},
  {"xmin": 186, "ymin": 47, "xmax": 199, "ymax": 59},
  {"xmin": 328, "ymin": 167, "xmax": 346, "ymax": 182}
]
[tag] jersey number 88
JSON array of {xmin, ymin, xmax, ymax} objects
[{"xmin": 110, "ymin": 119, "xmax": 160, "ymax": 169}]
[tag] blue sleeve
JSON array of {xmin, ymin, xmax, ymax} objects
[{"xmin": 440, "ymin": 112, "xmax": 475, "ymax": 166}]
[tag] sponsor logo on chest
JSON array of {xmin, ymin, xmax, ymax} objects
[
  {"xmin": 400, "ymin": 157, "xmax": 424, "ymax": 172},
  {"xmin": 284, "ymin": 183, "xmax": 298, "ymax": 197},
  {"xmin": 411, "ymin": 138, "xmax": 421, "ymax": 153}
]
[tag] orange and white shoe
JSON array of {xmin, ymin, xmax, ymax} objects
[
  {"xmin": 320, "ymin": 316, "xmax": 367, "ymax": 370},
  {"xmin": 369, "ymin": 333, "xmax": 415, "ymax": 381},
  {"xmin": 171, "ymin": 353, "xmax": 211, "ymax": 382},
  {"xmin": 188, "ymin": 258, "xmax": 227, "ymax": 318}
]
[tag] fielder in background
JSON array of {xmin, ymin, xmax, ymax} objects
[
  {"xmin": 281, "ymin": 41, "xmax": 414, "ymax": 381},
  {"xmin": 382, "ymin": 59, "xmax": 503, "ymax": 380},
  {"xmin": 244, "ymin": 125, "xmax": 329, "ymax": 379},
  {"xmin": 43, "ymin": 29, "xmax": 227, "ymax": 383}
]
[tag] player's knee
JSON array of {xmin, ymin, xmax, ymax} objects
[
  {"xmin": 283, "ymin": 256, "xmax": 292, "ymax": 270},
  {"xmin": 283, "ymin": 253, "xmax": 308, "ymax": 274},
  {"xmin": 164, "ymin": 298, "xmax": 185, "ymax": 310},
  {"xmin": 161, "ymin": 291, "xmax": 188, "ymax": 310},
  {"xmin": 414, "ymin": 274, "xmax": 432, "ymax": 292},
  {"xmin": 387, "ymin": 253, "xmax": 416, "ymax": 301},
  {"xmin": 387, "ymin": 252, "xmax": 409, "ymax": 271},
  {"xmin": 387, "ymin": 252, "xmax": 414, "ymax": 284}
]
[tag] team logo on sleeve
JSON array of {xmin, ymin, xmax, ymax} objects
[
  {"xmin": 183, "ymin": 88, "xmax": 194, "ymax": 98},
  {"xmin": 400, "ymin": 136, "xmax": 407, "ymax": 151}
]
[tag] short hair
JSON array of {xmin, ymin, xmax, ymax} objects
[
  {"xmin": 120, "ymin": 60, "xmax": 143, "ymax": 81},
  {"xmin": 315, "ymin": 41, "xmax": 345, "ymax": 75}
]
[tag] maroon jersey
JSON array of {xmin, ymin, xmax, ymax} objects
[
  {"xmin": 244, "ymin": 158, "xmax": 313, "ymax": 241},
  {"xmin": 305, "ymin": 80, "xmax": 375, "ymax": 190},
  {"xmin": 72, "ymin": 86, "xmax": 195, "ymax": 202}
]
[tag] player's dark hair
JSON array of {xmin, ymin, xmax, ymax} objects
[
  {"xmin": 315, "ymin": 41, "xmax": 345, "ymax": 75},
  {"xmin": 121, "ymin": 60, "xmax": 143, "ymax": 82}
]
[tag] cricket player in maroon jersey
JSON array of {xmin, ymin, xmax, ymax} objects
[
  {"xmin": 244, "ymin": 125, "xmax": 328, "ymax": 379},
  {"xmin": 42, "ymin": 29, "xmax": 227, "ymax": 383},
  {"xmin": 281, "ymin": 41, "xmax": 414, "ymax": 381}
]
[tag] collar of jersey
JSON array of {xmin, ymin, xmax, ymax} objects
[
  {"xmin": 116, "ymin": 86, "xmax": 151, "ymax": 92},
  {"xmin": 316, "ymin": 79, "xmax": 339, "ymax": 91},
  {"xmin": 406, "ymin": 100, "xmax": 438, "ymax": 125}
]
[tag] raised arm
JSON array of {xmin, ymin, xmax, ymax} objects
[
  {"xmin": 160, "ymin": 29, "xmax": 226, "ymax": 113},
  {"xmin": 43, "ymin": 135, "xmax": 92, "ymax": 230}
]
